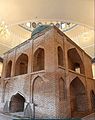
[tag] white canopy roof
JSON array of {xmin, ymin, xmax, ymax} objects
[
  {"xmin": 0, "ymin": 0, "xmax": 94, "ymax": 28},
  {"xmin": 0, "ymin": 0, "xmax": 94, "ymax": 58}
]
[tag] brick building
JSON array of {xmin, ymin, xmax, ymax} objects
[{"xmin": 0, "ymin": 26, "xmax": 95, "ymax": 119}]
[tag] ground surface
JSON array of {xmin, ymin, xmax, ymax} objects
[
  {"xmin": 0, "ymin": 113, "xmax": 16, "ymax": 120},
  {"xmin": 0, "ymin": 112, "xmax": 95, "ymax": 120}
]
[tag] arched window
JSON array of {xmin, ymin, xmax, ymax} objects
[
  {"xmin": 33, "ymin": 48, "xmax": 44, "ymax": 72},
  {"xmin": 9, "ymin": 93, "xmax": 25, "ymax": 112},
  {"xmin": 15, "ymin": 54, "xmax": 28, "ymax": 76},
  {"xmin": 68, "ymin": 48, "xmax": 85, "ymax": 74},
  {"xmin": 59, "ymin": 78, "xmax": 66, "ymax": 100},
  {"xmin": 70, "ymin": 77, "xmax": 88, "ymax": 117},
  {"xmin": 6, "ymin": 60, "xmax": 12, "ymax": 77},
  {"xmin": 58, "ymin": 46, "xmax": 63, "ymax": 66}
]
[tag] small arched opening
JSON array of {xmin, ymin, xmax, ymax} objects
[
  {"xmin": 74, "ymin": 63, "xmax": 80, "ymax": 73},
  {"xmin": 9, "ymin": 93, "xmax": 25, "ymax": 112}
]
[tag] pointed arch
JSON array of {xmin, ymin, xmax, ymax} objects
[
  {"xmin": 59, "ymin": 77, "xmax": 66, "ymax": 100},
  {"xmin": 32, "ymin": 76, "xmax": 44, "ymax": 117},
  {"xmin": 32, "ymin": 76, "xmax": 44, "ymax": 104},
  {"xmin": 15, "ymin": 53, "xmax": 28, "ymax": 76},
  {"xmin": 9, "ymin": 93, "xmax": 25, "ymax": 112},
  {"xmin": 6, "ymin": 60, "xmax": 12, "ymax": 77},
  {"xmin": 33, "ymin": 48, "xmax": 45, "ymax": 72},
  {"xmin": 67, "ymin": 48, "xmax": 85, "ymax": 74},
  {"xmin": 70, "ymin": 77, "xmax": 88, "ymax": 117},
  {"xmin": 58, "ymin": 46, "xmax": 64, "ymax": 66}
]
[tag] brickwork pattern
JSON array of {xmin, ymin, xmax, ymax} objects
[{"xmin": 0, "ymin": 26, "xmax": 95, "ymax": 119}]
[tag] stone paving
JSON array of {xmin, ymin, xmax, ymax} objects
[
  {"xmin": 0, "ymin": 113, "xmax": 16, "ymax": 120},
  {"xmin": 0, "ymin": 112, "xmax": 95, "ymax": 120}
]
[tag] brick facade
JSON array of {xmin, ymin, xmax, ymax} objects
[{"xmin": 0, "ymin": 26, "xmax": 95, "ymax": 119}]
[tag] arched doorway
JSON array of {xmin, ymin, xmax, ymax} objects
[
  {"xmin": 15, "ymin": 53, "xmax": 28, "ymax": 76},
  {"xmin": 90, "ymin": 90, "xmax": 95, "ymax": 111},
  {"xmin": 6, "ymin": 60, "xmax": 12, "ymax": 77},
  {"xmin": 33, "ymin": 48, "xmax": 44, "ymax": 72},
  {"xmin": 9, "ymin": 93, "xmax": 25, "ymax": 112},
  {"xmin": 70, "ymin": 77, "xmax": 88, "ymax": 117}
]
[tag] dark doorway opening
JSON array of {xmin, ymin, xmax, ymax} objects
[
  {"xmin": 70, "ymin": 77, "xmax": 88, "ymax": 117},
  {"xmin": 9, "ymin": 93, "xmax": 25, "ymax": 112},
  {"xmin": 90, "ymin": 90, "xmax": 95, "ymax": 111}
]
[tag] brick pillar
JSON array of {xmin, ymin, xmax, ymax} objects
[
  {"xmin": 0, "ymin": 54, "xmax": 7, "ymax": 102},
  {"xmin": 82, "ymin": 52, "xmax": 91, "ymax": 112},
  {"xmin": 85, "ymin": 78, "xmax": 92, "ymax": 112},
  {"xmin": 28, "ymin": 40, "xmax": 33, "ymax": 73},
  {"xmin": 28, "ymin": 40, "xmax": 33, "ymax": 103},
  {"xmin": 11, "ymin": 50, "xmax": 16, "ymax": 77},
  {"xmin": 28, "ymin": 53, "xmax": 32, "ymax": 74},
  {"xmin": 64, "ymin": 37, "xmax": 71, "ymax": 117},
  {"xmin": 1, "ymin": 57, "xmax": 7, "ymax": 78},
  {"xmin": 11, "ymin": 60, "xmax": 15, "ymax": 77}
]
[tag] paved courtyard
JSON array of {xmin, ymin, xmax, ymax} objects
[
  {"xmin": 0, "ymin": 113, "xmax": 12, "ymax": 120},
  {"xmin": 0, "ymin": 113, "xmax": 16, "ymax": 120},
  {"xmin": 0, "ymin": 112, "xmax": 95, "ymax": 120}
]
